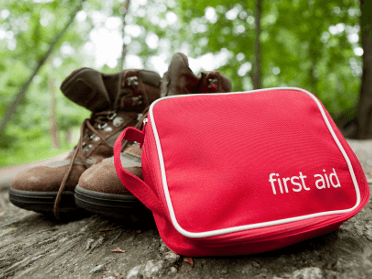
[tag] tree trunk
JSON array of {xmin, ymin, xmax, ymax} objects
[
  {"xmin": 48, "ymin": 58, "xmax": 60, "ymax": 149},
  {"xmin": 253, "ymin": 0, "xmax": 262, "ymax": 89},
  {"xmin": 356, "ymin": 0, "xmax": 372, "ymax": 139},
  {"xmin": 118, "ymin": 0, "xmax": 131, "ymax": 70},
  {"xmin": 0, "ymin": 0, "xmax": 84, "ymax": 138},
  {"xmin": 66, "ymin": 127, "xmax": 73, "ymax": 144}
]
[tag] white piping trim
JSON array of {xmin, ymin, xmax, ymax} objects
[{"xmin": 148, "ymin": 87, "xmax": 361, "ymax": 239}]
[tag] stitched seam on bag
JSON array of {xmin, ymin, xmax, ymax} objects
[
  {"xmin": 345, "ymin": 144, "xmax": 368, "ymax": 198},
  {"xmin": 185, "ymin": 221, "xmax": 342, "ymax": 247},
  {"xmin": 186, "ymin": 216, "xmax": 348, "ymax": 246},
  {"xmin": 323, "ymin": 106, "xmax": 369, "ymax": 207},
  {"xmin": 346, "ymin": 146, "xmax": 368, "ymax": 200},
  {"xmin": 325, "ymin": 108, "xmax": 368, "ymax": 200},
  {"xmin": 327, "ymin": 108, "xmax": 369, "ymax": 205}
]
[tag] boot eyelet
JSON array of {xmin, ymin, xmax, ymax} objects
[
  {"xmin": 89, "ymin": 134, "xmax": 100, "ymax": 141},
  {"xmin": 208, "ymin": 78, "xmax": 218, "ymax": 88},
  {"xmin": 131, "ymin": 95, "xmax": 143, "ymax": 106},
  {"xmin": 108, "ymin": 112, "xmax": 117, "ymax": 120},
  {"xmin": 104, "ymin": 126, "xmax": 113, "ymax": 132},
  {"xmin": 113, "ymin": 116, "xmax": 124, "ymax": 127},
  {"xmin": 98, "ymin": 123, "xmax": 108, "ymax": 129},
  {"xmin": 127, "ymin": 76, "xmax": 139, "ymax": 87},
  {"xmin": 83, "ymin": 144, "xmax": 93, "ymax": 153}
]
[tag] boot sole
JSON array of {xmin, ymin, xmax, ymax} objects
[
  {"xmin": 75, "ymin": 185, "xmax": 151, "ymax": 219},
  {"xmin": 9, "ymin": 188, "xmax": 79, "ymax": 215}
]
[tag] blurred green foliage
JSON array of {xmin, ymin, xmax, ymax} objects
[
  {"xmin": 0, "ymin": 0, "xmax": 362, "ymax": 166},
  {"xmin": 177, "ymin": 0, "xmax": 361, "ymax": 118}
]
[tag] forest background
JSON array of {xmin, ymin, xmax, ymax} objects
[{"xmin": 0, "ymin": 0, "xmax": 371, "ymax": 167}]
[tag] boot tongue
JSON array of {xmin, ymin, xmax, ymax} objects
[
  {"xmin": 163, "ymin": 53, "xmax": 199, "ymax": 96},
  {"xmin": 102, "ymin": 71, "xmax": 123, "ymax": 104},
  {"xmin": 61, "ymin": 68, "xmax": 112, "ymax": 112}
]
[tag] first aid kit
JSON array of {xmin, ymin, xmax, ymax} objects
[{"xmin": 114, "ymin": 87, "xmax": 369, "ymax": 256}]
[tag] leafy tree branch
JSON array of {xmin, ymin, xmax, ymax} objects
[{"xmin": 0, "ymin": 0, "xmax": 85, "ymax": 138}]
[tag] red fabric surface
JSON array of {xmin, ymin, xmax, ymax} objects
[
  {"xmin": 151, "ymin": 90, "xmax": 360, "ymax": 232},
  {"xmin": 114, "ymin": 88, "xmax": 369, "ymax": 256}
]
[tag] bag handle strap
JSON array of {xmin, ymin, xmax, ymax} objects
[{"xmin": 114, "ymin": 127, "xmax": 163, "ymax": 216}]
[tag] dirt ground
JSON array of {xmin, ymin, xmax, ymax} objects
[{"xmin": 0, "ymin": 140, "xmax": 371, "ymax": 279}]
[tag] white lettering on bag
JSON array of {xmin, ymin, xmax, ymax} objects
[{"xmin": 269, "ymin": 168, "xmax": 341, "ymax": 195}]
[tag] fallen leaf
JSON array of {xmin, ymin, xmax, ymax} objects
[
  {"xmin": 111, "ymin": 247, "xmax": 126, "ymax": 253},
  {"xmin": 115, "ymin": 272, "xmax": 120, "ymax": 277},
  {"xmin": 134, "ymin": 230, "xmax": 142, "ymax": 234},
  {"xmin": 0, "ymin": 212, "xmax": 4, "ymax": 216},
  {"xmin": 183, "ymin": 257, "xmax": 194, "ymax": 267}
]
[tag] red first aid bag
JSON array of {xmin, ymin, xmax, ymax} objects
[{"xmin": 114, "ymin": 87, "xmax": 369, "ymax": 256}]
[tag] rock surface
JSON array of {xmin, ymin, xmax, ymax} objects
[{"xmin": 0, "ymin": 140, "xmax": 371, "ymax": 279}]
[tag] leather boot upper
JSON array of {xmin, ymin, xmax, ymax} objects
[
  {"xmin": 161, "ymin": 52, "xmax": 232, "ymax": 96},
  {"xmin": 11, "ymin": 69, "xmax": 161, "ymax": 194}
]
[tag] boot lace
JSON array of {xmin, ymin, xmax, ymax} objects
[
  {"xmin": 53, "ymin": 70, "xmax": 150, "ymax": 219},
  {"xmin": 53, "ymin": 111, "xmax": 114, "ymax": 219}
]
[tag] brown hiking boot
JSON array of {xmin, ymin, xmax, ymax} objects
[
  {"xmin": 161, "ymin": 52, "xmax": 232, "ymax": 96},
  {"xmin": 9, "ymin": 68, "xmax": 161, "ymax": 219},
  {"xmin": 74, "ymin": 52, "xmax": 232, "ymax": 218},
  {"xmin": 75, "ymin": 144, "xmax": 149, "ymax": 219}
]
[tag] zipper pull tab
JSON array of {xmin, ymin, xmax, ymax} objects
[
  {"xmin": 142, "ymin": 118, "xmax": 148, "ymax": 132},
  {"xmin": 140, "ymin": 118, "xmax": 148, "ymax": 148}
]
